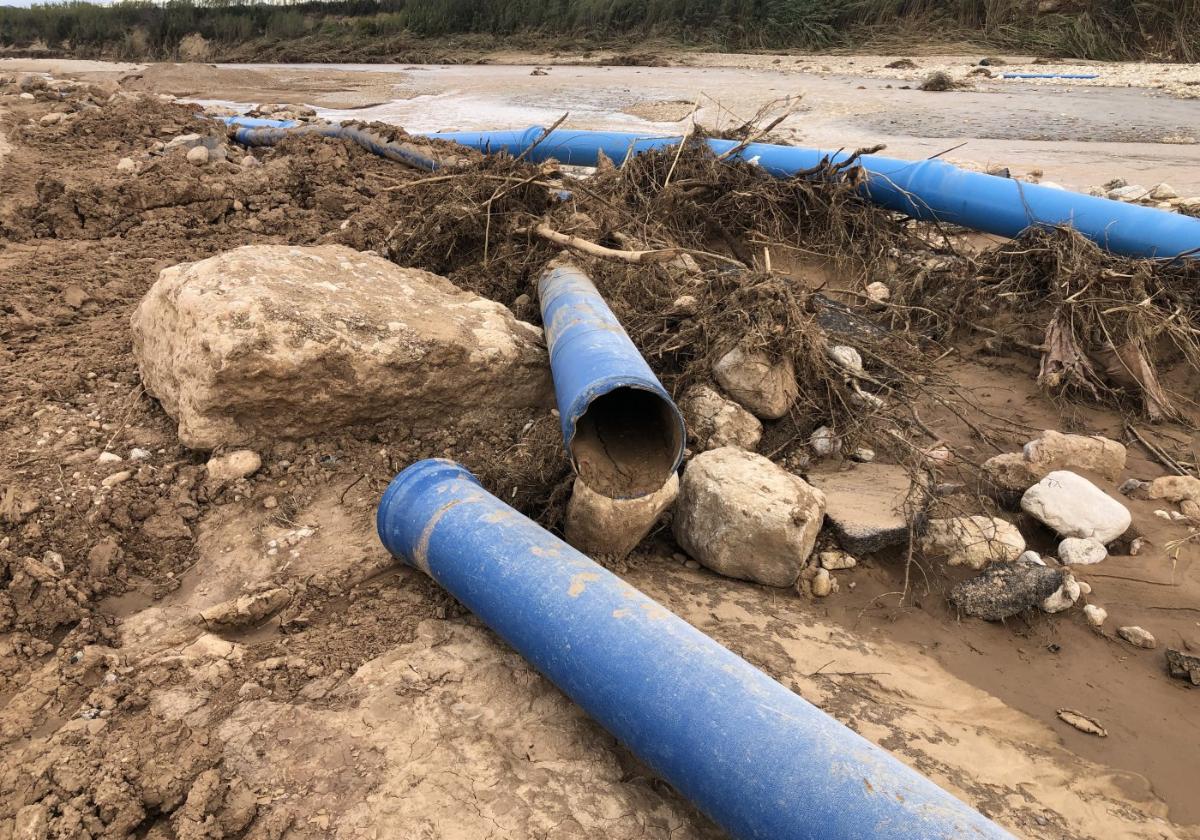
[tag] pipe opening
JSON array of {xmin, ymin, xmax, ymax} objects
[{"xmin": 571, "ymin": 386, "xmax": 683, "ymax": 499}]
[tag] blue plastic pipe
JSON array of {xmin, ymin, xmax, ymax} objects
[
  {"xmin": 539, "ymin": 262, "xmax": 685, "ymax": 498},
  {"xmin": 427, "ymin": 126, "xmax": 1200, "ymax": 260},
  {"xmin": 376, "ymin": 459, "xmax": 1014, "ymax": 840},
  {"xmin": 223, "ymin": 116, "xmax": 448, "ymax": 171}
]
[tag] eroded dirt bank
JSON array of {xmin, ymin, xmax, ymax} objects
[{"xmin": 1, "ymin": 68, "xmax": 1198, "ymax": 840}]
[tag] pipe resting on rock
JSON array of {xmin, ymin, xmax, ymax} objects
[
  {"xmin": 427, "ymin": 126, "xmax": 1200, "ymax": 261},
  {"xmin": 539, "ymin": 261, "xmax": 685, "ymax": 499},
  {"xmin": 376, "ymin": 459, "xmax": 1015, "ymax": 840}
]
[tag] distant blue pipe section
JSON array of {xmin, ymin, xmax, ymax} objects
[
  {"xmin": 1002, "ymin": 73, "xmax": 1100, "ymax": 79},
  {"xmin": 539, "ymin": 263, "xmax": 684, "ymax": 497},
  {"xmin": 428, "ymin": 126, "xmax": 1200, "ymax": 260},
  {"xmin": 223, "ymin": 115, "xmax": 446, "ymax": 171},
  {"xmin": 376, "ymin": 459, "xmax": 1015, "ymax": 840}
]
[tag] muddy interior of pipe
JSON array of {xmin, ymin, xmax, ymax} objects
[{"xmin": 570, "ymin": 386, "xmax": 684, "ymax": 499}]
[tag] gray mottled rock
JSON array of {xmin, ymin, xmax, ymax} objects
[
  {"xmin": 679, "ymin": 385, "xmax": 762, "ymax": 452},
  {"xmin": 712, "ymin": 346, "xmax": 798, "ymax": 419},
  {"xmin": 1167, "ymin": 649, "xmax": 1200, "ymax": 685},
  {"xmin": 673, "ymin": 447, "xmax": 825, "ymax": 587},
  {"xmin": 1057, "ymin": 537, "xmax": 1107, "ymax": 566},
  {"xmin": 921, "ymin": 515, "xmax": 1025, "ymax": 570},
  {"xmin": 565, "ymin": 473, "xmax": 678, "ymax": 562},
  {"xmin": 1021, "ymin": 471, "xmax": 1131, "ymax": 543},
  {"xmin": 131, "ymin": 245, "xmax": 552, "ymax": 449},
  {"xmin": 809, "ymin": 464, "xmax": 924, "ymax": 554},
  {"xmin": 950, "ymin": 562, "xmax": 1064, "ymax": 621}
]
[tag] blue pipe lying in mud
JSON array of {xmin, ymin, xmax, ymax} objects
[
  {"xmin": 376, "ymin": 459, "xmax": 1014, "ymax": 840},
  {"xmin": 539, "ymin": 262, "xmax": 685, "ymax": 498},
  {"xmin": 222, "ymin": 116, "xmax": 447, "ymax": 171},
  {"xmin": 429, "ymin": 126, "xmax": 1200, "ymax": 260}
]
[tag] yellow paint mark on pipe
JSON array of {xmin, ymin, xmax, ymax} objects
[{"xmin": 568, "ymin": 572, "xmax": 600, "ymax": 597}]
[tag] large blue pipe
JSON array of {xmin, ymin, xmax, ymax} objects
[
  {"xmin": 376, "ymin": 459, "xmax": 1014, "ymax": 840},
  {"xmin": 428, "ymin": 126, "xmax": 1200, "ymax": 260},
  {"xmin": 539, "ymin": 262, "xmax": 685, "ymax": 498}
]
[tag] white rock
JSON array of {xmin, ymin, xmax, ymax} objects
[
  {"xmin": 850, "ymin": 447, "xmax": 875, "ymax": 463},
  {"xmin": 810, "ymin": 568, "xmax": 833, "ymax": 597},
  {"xmin": 101, "ymin": 470, "xmax": 131, "ymax": 488},
  {"xmin": 116, "ymin": 157, "xmax": 136, "ymax": 173},
  {"xmin": 1018, "ymin": 550, "xmax": 1045, "ymax": 566},
  {"xmin": 1118, "ymin": 625, "xmax": 1156, "ymax": 649},
  {"xmin": 1021, "ymin": 471, "xmax": 1131, "ymax": 543},
  {"xmin": 1057, "ymin": 537, "xmax": 1107, "ymax": 566},
  {"xmin": 206, "ymin": 449, "xmax": 262, "ymax": 483},
  {"xmin": 39, "ymin": 112, "xmax": 64, "ymax": 126},
  {"xmin": 712, "ymin": 346, "xmax": 798, "ymax": 420},
  {"xmin": 865, "ymin": 281, "xmax": 890, "ymax": 305},
  {"xmin": 129, "ymin": 447, "xmax": 151, "ymax": 460},
  {"xmin": 921, "ymin": 515, "xmax": 1026, "ymax": 570},
  {"xmin": 826, "ymin": 345, "xmax": 863, "ymax": 375},
  {"xmin": 186, "ymin": 145, "xmax": 209, "ymax": 165},
  {"xmin": 1076, "ymin": 580, "xmax": 1091, "ymax": 595},
  {"xmin": 679, "ymin": 385, "xmax": 762, "ymax": 452},
  {"xmin": 131, "ymin": 245, "xmax": 551, "ymax": 448},
  {"xmin": 673, "ymin": 447, "xmax": 826, "ymax": 587},
  {"xmin": 1041, "ymin": 573, "xmax": 1081, "ymax": 614},
  {"xmin": 565, "ymin": 473, "xmax": 678, "ymax": 562},
  {"xmin": 809, "ymin": 425, "xmax": 841, "ymax": 457},
  {"xmin": 1150, "ymin": 183, "xmax": 1178, "ymax": 200},
  {"xmin": 1083, "ymin": 604, "xmax": 1107, "ymax": 627},
  {"xmin": 1146, "ymin": 475, "xmax": 1200, "ymax": 504},
  {"xmin": 819, "ymin": 550, "xmax": 857, "ymax": 570},
  {"xmin": 96, "ymin": 451, "xmax": 122, "ymax": 464}
]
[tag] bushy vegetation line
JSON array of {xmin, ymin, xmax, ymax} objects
[{"xmin": 1, "ymin": 0, "xmax": 1196, "ymax": 62}]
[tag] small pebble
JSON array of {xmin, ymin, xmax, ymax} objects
[{"xmin": 1117, "ymin": 625, "xmax": 1156, "ymax": 649}]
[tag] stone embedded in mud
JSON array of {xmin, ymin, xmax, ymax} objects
[
  {"xmin": 1058, "ymin": 537, "xmax": 1107, "ymax": 566},
  {"xmin": 679, "ymin": 384, "xmax": 762, "ymax": 452},
  {"xmin": 712, "ymin": 346, "xmax": 798, "ymax": 420},
  {"xmin": 1166, "ymin": 649, "xmax": 1200, "ymax": 685},
  {"xmin": 949, "ymin": 561, "xmax": 1063, "ymax": 621},
  {"xmin": 199, "ymin": 588, "xmax": 292, "ymax": 630},
  {"xmin": 130, "ymin": 245, "xmax": 552, "ymax": 449},
  {"xmin": 809, "ymin": 463, "xmax": 923, "ymax": 555},
  {"xmin": 1023, "ymin": 430, "xmax": 1126, "ymax": 482},
  {"xmin": 564, "ymin": 473, "xmax": 678, "ymax": 562},
  {"xmin": 185, "ymin": 145, "xmax": 209, "ymax": 166},
  {"xmin": 1021, "ymin": 471, "xmax": 1131, "ymax": 544},
  {"xmin": 1146, "ymin": 475, "xmax": 1200, "ymax": 504},
  {"xmin": 206, "ymin": 449, "xmax": 262, "ymax": 484},
  {"xmin": 921, "ymin": 515, "xmax": 1025, "ymax": 570},
  {"xmin": 673, "ymin": 447, "xmax": 825, "ymax": 588},
  {"xmin": 1118, "ymin": 625, "xmax": 1157, "ymax": 649}
]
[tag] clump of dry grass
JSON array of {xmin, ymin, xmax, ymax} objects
[{"xmin": 891, "ymin": 226, "xmax": 1200, "ymax": 420}]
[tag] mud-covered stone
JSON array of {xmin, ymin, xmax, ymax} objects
[
  {"xmin": 673, "ymin": 447, "xmax": 825, "ymax": 587},
  {"xmin": 565, "ymin": 473, "xmax": 678, "ymax": 562},
  {"xmin": 131, "ymin": 245, "xmax": 552, "ymax": 448},
  {"xmin": 712, "ymin": 346, "xmax": 798, "ymax": 420},
  {"xmin": 809, "ymin": 464, "xmax": 924, "ymax": 554},
  {"xmin": 949, "ymin": 562, "xmax": 1064, "ymax": 621},
  {"xmin": 1167, "ymin": 649, "xmax": 1200, "ymax": 685},
  {"xmin": 679, "ymin": 385, "xmax": 762, "ymax": 451},
  {"xmin": 922, "ymin": 515, "xmax": 1026, "ymax": 569}
]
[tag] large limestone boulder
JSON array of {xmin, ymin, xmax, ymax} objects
[
  {"xmin": 673, "ymin": 447, "xmax": 825, "ymax": 587},
  {"xmin": 131, "ymin": 245, "xmax": 552, "ymax": 448},
  {"xmin": 1021, "ymin": 470, "xmax": 1131, "ymax": 544},
  {"xmin": 679, "ymin": 385, "xmax": 762, "ymax": 452}
]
